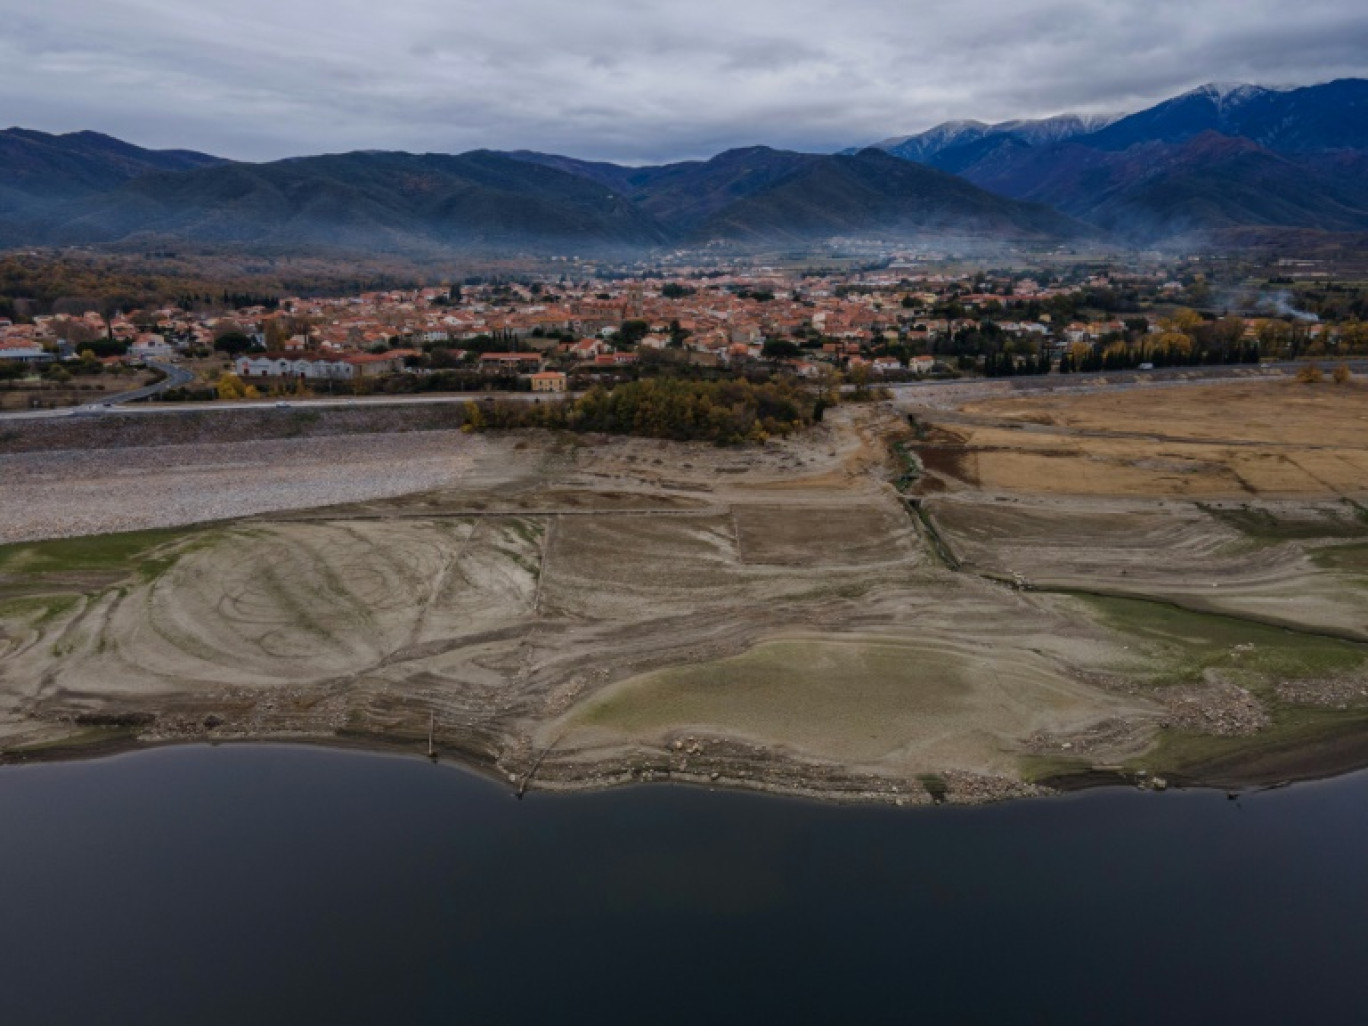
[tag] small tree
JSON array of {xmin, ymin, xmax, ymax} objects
[
  {"xmin": 462, "ymin": 400, "xmax": 485, "ymax": 433},
  {"xmin": 1296, "ymin": 362, "xmax": 1323, "ymax": 384},
  {"xmin": 762, "ymin": 339, "xmax": 801, "ymax": 361},
  {"xmin": 618, "ymin": 320, "xmax": 650, "ymax": 346},
  {"xmin": 216, "ymin": 373, "xmax": 246, "ymax": 400},
  {"xmin": 264, "ymin": 319, "xmax": 289, "ymax": 349},
  {"xmin": 1332, "ymin": 363, "xmax": 1352, "ymax": 384},
  {"xmin": 848, "ymin": 362, "xmax": 872, "ymax": 398},
  {"xmin": 213, "ymin": 331, "xmax": 254, "ymax": 357}
]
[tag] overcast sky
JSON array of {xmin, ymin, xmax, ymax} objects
[{"xmin": 3, "ymin": 0, "xmax": 1365, "ymax": 164}]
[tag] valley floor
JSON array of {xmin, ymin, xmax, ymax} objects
[{"xmin": 2, "ymin": 377, "xmax": 1367, "ymax": 803}]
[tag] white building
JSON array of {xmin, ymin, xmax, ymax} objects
[
  {"xmin": 0, "ymin": 341, "xmax": 48, "ymax": 363},
  {"xmin": 908, "ymin": 355, "xmax": 936, "ymax": 374},
  {"xmin": 236, "ymin": 354, "xmax": 355, "ymax": 381}
]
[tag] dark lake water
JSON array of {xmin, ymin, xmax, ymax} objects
[{"xmin": 2, "ymin": 744, "xmax": 1366, "ymax": 1025}]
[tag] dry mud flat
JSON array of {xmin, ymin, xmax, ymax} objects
[{"xmin": 3, "ymin": 384, "xmax": 1368, "ymax": 802}]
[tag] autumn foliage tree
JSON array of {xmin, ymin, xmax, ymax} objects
[
  {"xmin": 215, "ymin": 373, "xmax": 260, "ymax": 400},
  {"xmin": 460, "ymin": 378, "xmax": 816, "ymax": 445},
  {"xmin": 565, "ymin": 379, "xmax": 813, "ymax": 444}
]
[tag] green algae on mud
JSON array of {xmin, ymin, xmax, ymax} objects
[
  {"xmin": 1197, "ymin": 501, "xmax": 1368, "ymax": 545},
  {"xmin": 1068, "ymin": 593, "xmax": 1368, "ymax": 785},
  {"xmin": 1312, "ymin": 541, "xmax": 1368, "ymax": 574},
  {"xmin": 0, "ymin": 528, "xmax": 217, "ymax": 651},
  {"xmin": 1081, "ymin": 593, "xmax": 1368, "ymax": 687},
  {"xmin": 0, "ymin": 526, "xmax": 203, "ymax": 578},
  {"xmin": 564, "ymin": 633, "xmax": 1134, "ymax": 770},
  {"xmin": 1129, "ymin": 708, "xmax": 1368, "ymax": 788}
]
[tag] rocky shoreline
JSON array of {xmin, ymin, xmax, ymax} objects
[{"xmin": 11, "ymin": 712, "xmax": 1368, "ymax": 807}]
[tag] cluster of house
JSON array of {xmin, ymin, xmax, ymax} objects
[
  {"xmin": 0, "ymin": 270, "xmax": 1147, "ymax": 384},
  {"xmin": 0, "ymin": 307, "xmax": 201, "ymax": 365},
  {"xmin": 215, "ymin": 271, "xmax": 1088, "ymax": 367},
  {"xmin": 7, "ymin": 263, "xmax": 1334, "ymax": 385}
]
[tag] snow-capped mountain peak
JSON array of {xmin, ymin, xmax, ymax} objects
[{"xmin": 1183, "ymin": 82, "xmax": 1271, "ymax": 111}]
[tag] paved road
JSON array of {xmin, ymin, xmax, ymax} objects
[
  {"xmin": 878, "ymin": 360, "xmax": 1368, "ymax": 395},
  {"xmin": 67, "ymin": 358, "xmax": 197, "ymax": 407},
  {"xmin": 4, "ymin": 358, "xmax": 1364, "ymax": 423},
  {"xmin": 119, "ymin": 390, "xmax": 556, "ymax": 415},
  {"xmin": 108, "ymin": 359, "xmax": 196, "ymax": 403},
  {"xmin": 0, "ymin": 359, "xmax": 196, "ymax": 422},
  {"xmin": 0, "ymin": 379, "xmax": 557, "ymax": 421}
]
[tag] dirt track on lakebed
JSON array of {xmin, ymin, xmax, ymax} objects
[{"xmin": 4, "ymin": 384, "xmax": 1368, "ymax": 803}]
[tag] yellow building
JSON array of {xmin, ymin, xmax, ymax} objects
[{"xmin": 530, "ymin": 371, "xmax": 567, "ymax": 393}]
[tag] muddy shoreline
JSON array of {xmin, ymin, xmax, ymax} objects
[{"xmin": 8, "ymin": 722, "xmax": 1368, "ymax": 807}]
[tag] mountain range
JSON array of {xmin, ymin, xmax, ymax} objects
[
  {"xmin": 0, "ymin": 132, "xmax": 1085, "ymax": 254},
  {"xmin": 849, "ymin": 113, "xmax": 1123, "ymax": 164},
  {"xmin": 857, "ymin": 79, "xmax": 1368, "ymax": 244},
  {"xmin": 1, "ymin": 77, "xmax": 1365, "ymax": 254}
]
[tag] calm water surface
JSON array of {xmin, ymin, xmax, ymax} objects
[{"xmin": 1, "ymin": 744, "xmax": 1366, "ymax": 1025}]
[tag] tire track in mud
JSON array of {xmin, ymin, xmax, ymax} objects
[
  {"xmin": 508, "ymin": 517, "xmax": 553, "ymax": 710},
  {"xmin": 405, "ymin": 518, "xmax": 478, "ymax": 651}
]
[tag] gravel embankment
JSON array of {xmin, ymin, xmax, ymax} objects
[
  {"xmin": 893, "ymin": 366, "xmax": 1289, "ymax": 412},
  {"xmin": 0, "ymin": 404, "xmax": 471, "ymax": 454},
  {"xmin": 0, "ymin": 431, "xmax": 488, "ymax": 543}
]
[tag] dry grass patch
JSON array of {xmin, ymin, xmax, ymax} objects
[
  {"xmin": 963, "ymin": 380, "xmax": 1368, "ymax": 448},
  {"xmin": 937, "ymin": 381, "xmax": 1368, "ymax": 499}
]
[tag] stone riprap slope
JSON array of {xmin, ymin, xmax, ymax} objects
[{"xmin": 0, "ymin": 432, "xmax": 504, "ymax": 543}]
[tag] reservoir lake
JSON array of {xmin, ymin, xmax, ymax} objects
[{"xmin": 2, "ymin": 744, "xmax": 1366, "ymax": 1025}]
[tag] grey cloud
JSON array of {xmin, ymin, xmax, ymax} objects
[{"xmin": 0, "ymin": 0, "xmax": 1363, "ymax": 163}]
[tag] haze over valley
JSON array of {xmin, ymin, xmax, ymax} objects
[{"xmin": 3, "ymin": 78, "xmax": 1367, "ymax": 255}]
